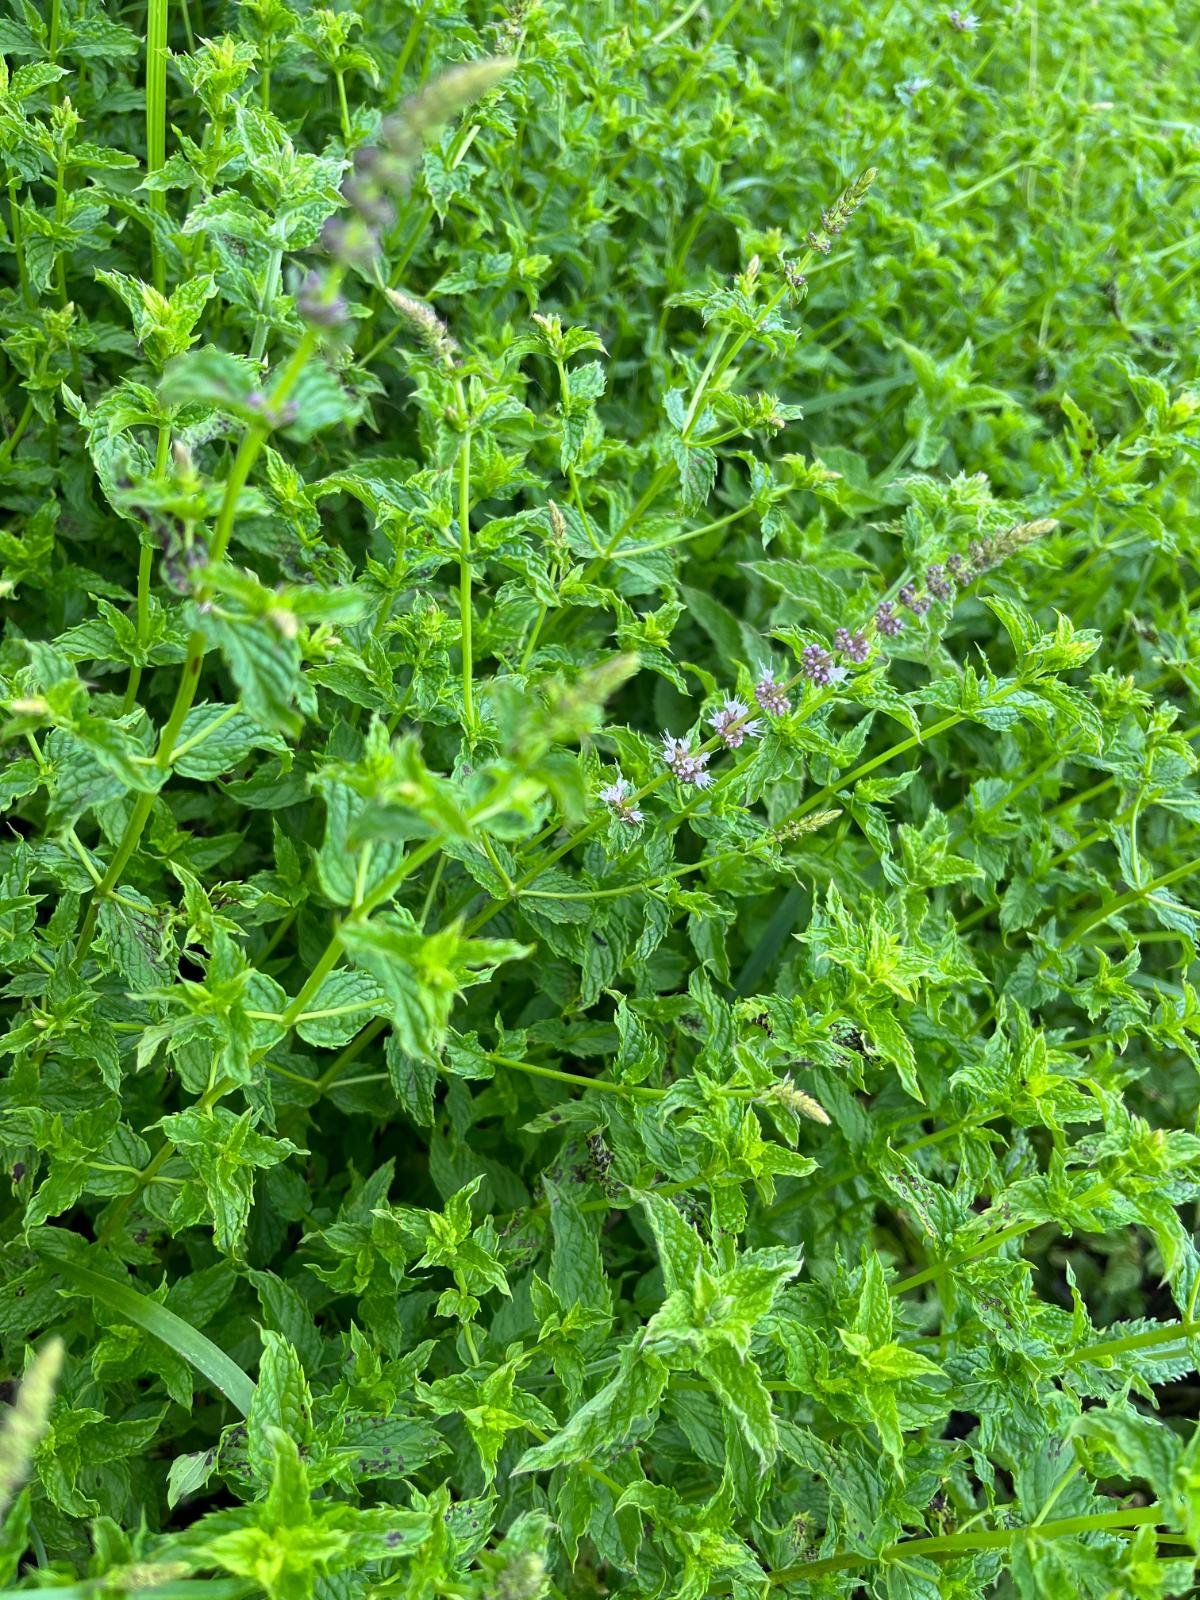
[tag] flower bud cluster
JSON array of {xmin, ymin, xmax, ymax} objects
[
  {"xmin": 316, "ymin": 59, "xmax": 513, "ymax": 287},
  {"xmin": 599, "ymin": 520, "xmax": 1054, "ymax": 831},
  {"xmin": 873, "ymin": 519, "xmax": 1057, "ymax": 634},
  {"xmin": 807, "ymin": 167, "xmax": 877, "ymax": 256}
]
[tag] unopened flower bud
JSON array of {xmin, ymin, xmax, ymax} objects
[
  {"xmin": 800, "ymin": 644, "xmax": 847, "ymax": 687},
  {"xmin": 386, "ymin": 290, "xmax": 459, "ymax": 365},
  {"xmin": 267, "ymin": 608, "xmax": 299, "ymax": 640},
  {"xmin": 548, "ymin": 500, "xmax": 567, "ymax": 548},
  {"xmin": 834, "ymin": 627, "xmax": 870, "ymax": 663},
  {"xmin": 926, "ymin": 564, "xmax": 952, "ymax": 600},
  {"xmin": 297, "ymin": 271, "xmax": 350, "ymax": 329},
  {"xmin": 320, "ymin": 212, "xmax": 380, "ymax": 269},
  {"xmin": 761, "ymin": 1076, "xmax": 831, "ymax": 1126}
]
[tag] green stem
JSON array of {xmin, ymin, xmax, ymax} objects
[
  {"xmin": 388, "ymin": 2, "xmax": 427, "ymax": 94},
  {"xmin": 651, "ymin": 0, "xmax": 706, "ymax": 45},
  {"xmin": 893, "ymin": 1220, "xmax": 1037, "ymax": 1295},
  {"xmin": 810, "ymin": 1113, "xmax": 999, "ymax": 1198},
  {"xmin": 121, "ymin": 546, "xmax": 155, "ymax": 714},
  {"xmin": 680, "ymin": 330, "xmax": 729, "ymax": 435},
  {"xmin": 793, "ymin": 709, "xmax": 970, "ymax": 824},
  {"xmin": 466, "ymin": 690, "xmax": 1007, "ymax": 939},
  {"xmin": 146, "ymin": 0, "xmax": 169, "ymax": 292},
  {"xmin": 518, "ymin": 602, "xmax": 549, "ymax": 671},
  {"xmin": 257, "ymin": 907, "xmax": 297, "ymax": 965},
  {"xmin": 456, "ymin": 389, "xmax": 474, "ymax": 731},
  {"xmin": 98, "ymin": 1070, "xmax": 231, "ymax": 1243},
  {"xmin": 0, "ymin": 396, "xmax": 35, "ymax": 466},
  {"xmin": 617, "ymin": 503, "xmax": 750, "ymax": 558},
  {"xmin": 77, "ymin": 317, "xmax": 328, "ymax": 954},
  {"xmin": 166, "ymin": 698, "xmax": 242, "ymax": 765},
  {"xmin": 521, "ymin": 1419, "xmax": 626, "ymax": 1499},
  {"xmin": 768, "ymin": 1505, "xmax": 1164, "ymax": 1584},
  {"xmin": 249, "ymin": 247, "xmax": 283, "ymax": 364},
  {"xmin": 314, "ymin": 1017, "xmax": 385, "ymax": 1094},
  {"xmin": 562, "ymin": 275, "xmax": 798, "ymax": 595},
  {"xmin": 335, "ymin": 70, "xmax": 352, "ymax": 142},
  {"xmin": 122, "ymin": 423, "xmax": 171, "ymax": 713},
  {"xmin": 7, "ymin": 179, "xmax": 32, "ymax": 308},
  {"xmin": 487, "ymin": 1053, "xmax": 674, "ymax": 1099},
  {"xmin": 1066, "ymin": 1319, "xmax": 1200, "ymax": 1366},
  {"xmin": 1061, "ymin": 855, "xmax": 1200, "ymax": 949}
]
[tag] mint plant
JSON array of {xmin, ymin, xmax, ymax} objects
[{"xmin": 2, "ymin": 1, "xmax": 1200, "ymax": 1598}]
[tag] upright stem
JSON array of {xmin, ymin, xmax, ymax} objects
[
  {"xmin": 335, "ymin": 71, "xmax": 352, "ymax": 142},
  {"xmin": 7, "ymin": 180, "xmax": 31, "ymax": 308},
  {"xmin": 146, "ymin": 0, "xmax": 169, "ymax": 292},
  {"xmin": 77, "ymin": 319, "xmax": 326, "ymax": 953},
  {"xmin": 123, "ymin": 424, "xmax": 171, "ymax": 713},
  {"xmin": 249, "ymin": 247, "xmax": 283, "ymax": 364},
  {"xmin": 456, "ymin": 386, "xmax": 474, "ymax": 732}
]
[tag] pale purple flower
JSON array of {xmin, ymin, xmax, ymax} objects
[
  {"xmin": 661, "ymin": 734, "xmax": 713, "ymax": 789},
  {"xmin": 709, "ymin": 697, "xmax": 762, "ymax": 750},
  {"xmin": 599, "ymin": 776, "xmax": 644, "ymax": 827},
  {"xmin": 800, "ymin": 644, "xmax": 847, "ymax": 687},
  {"xmin": 947, "ymin": 8, "xmax": 979, "ymax": 30},
  {"xmin": 834, "ymin": 627, "xmax": 870, "ymax": 664},
  {"xmin": 875, "ymin": 601, "xmax": 903, "ymax": 637},
  {"xmin": 754, "ymin": 665, "xmax": 791, "ymax": 717}
]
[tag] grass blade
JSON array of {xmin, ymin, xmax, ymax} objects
[{"xmin": 47, "ymin": 1258, "xmax": 256, "ymax": 1416}]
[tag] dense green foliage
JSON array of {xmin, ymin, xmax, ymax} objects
[{"xmin": 3, "ymin": 0, "xmax": 1200, "ymax": 1595}]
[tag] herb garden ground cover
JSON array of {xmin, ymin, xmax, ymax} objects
[{"xmin": 2, "ymin": 0, "xmax": 1200, "ymax": 1595}]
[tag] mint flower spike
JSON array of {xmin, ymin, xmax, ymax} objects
[
  {"xmin": 800, "ymin": 644, "xmax": 847, "ymax": 687},
  {"xmin": 709, "ymin": 696, "xmax": 763, "ymax": 749},
  {"xmin": 834, "ymin": 627, "xmax": 871, "ymax": 663},
  {"xmin": 754, "ymin": 665, "xmax": 791, "ymax": 716},
  {"xmin": 898, "ymin": 582, "xmax": 931, "ymax": 615},
  {"xmin": 660, "ymin": 734, "xmax": 714, "ymax": 789},
  {"xmin": 599, "ymin": 776, "xmax": 644, "ymax": 826},
  {"xmin": 386, "ymin": 290, "xmax": 460, "ymax": 367},
  {"xmin": 761, "ymin": 1076, "xmax": 831, "ymax": 1126},
  {"xmin": 926, "ymin": 564, "xmax": 953, "ymax": 600},
  {"xmin": 0, "ymin": 1337, "xmax": 63, "ymax": 1520},
  {"xmin": 320, "ymin": 57, "xmax": 516, "ymax": 269},
  {"xmin": 875, "ymin": 600, "xmax": 904, "ymax": 637}
]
